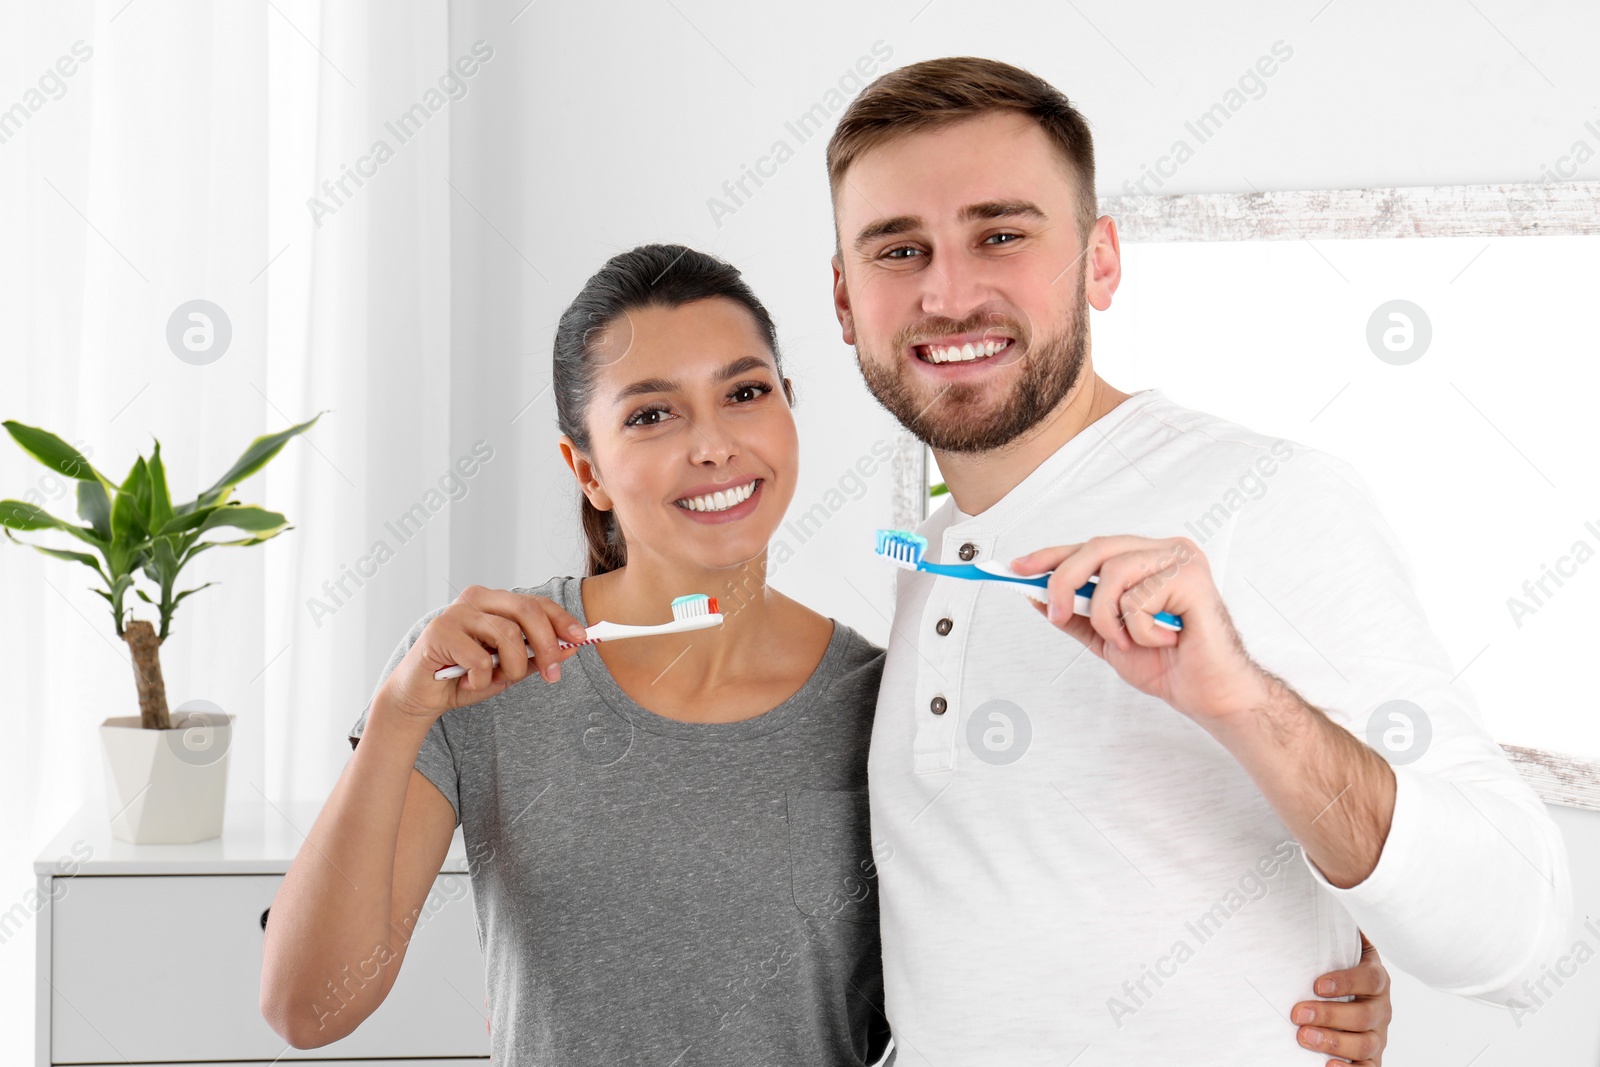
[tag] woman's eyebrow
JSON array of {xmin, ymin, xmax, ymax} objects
[{"xmin": 611, "ymin": 354, "xmax": 774, "ymax": 404}]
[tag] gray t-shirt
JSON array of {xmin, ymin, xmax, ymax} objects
[{"xmin": 348, "ymin": 574, "xmax": 891, "ymax": 1066}]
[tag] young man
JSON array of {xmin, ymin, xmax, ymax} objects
[{"xmin": 827, "ymin": 57, "xmax": 1571, "ymax": 1064}]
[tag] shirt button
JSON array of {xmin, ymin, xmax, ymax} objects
[
  {"xmin": 930, "ymin": 696, "xmax": 948, "ymax": 715},
  {"xmin": 958, "ymin": 543, "xmax": 978, "ymax": 561},
  {"xmin": 935, "ymin": 617, "xmax": 953, "ymax": 636}
]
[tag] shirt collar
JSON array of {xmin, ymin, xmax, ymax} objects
[{"xmin": 942, "ymin": 387, "xmax": 1165, "ymax": 540}]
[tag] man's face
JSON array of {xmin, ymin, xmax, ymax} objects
[{"xmin": 831, "ymin": 111, "xmax": 1119, "ymax": 453}]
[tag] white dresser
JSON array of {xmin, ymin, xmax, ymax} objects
[{"xmin": 33, "ymin": 796, "xmax": 488, "ymax": 1066}]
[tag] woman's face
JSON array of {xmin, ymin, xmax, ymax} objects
[{"xmin": 566, "ymin": 296, "xmax": 799, "ymax": 574}]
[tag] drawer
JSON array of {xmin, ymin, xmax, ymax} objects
[{"xmin": 50, "ymin": 873, "xmax": 487, "ymax": 1063}]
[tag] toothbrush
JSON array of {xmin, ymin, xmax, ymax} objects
[
  {"xmin": 432, "ymin": 593, "xmax": 724, "ymax": 680},
  {"xmin": 873, "ymin": 529, "xmax": 1183, "ymax": 632}
]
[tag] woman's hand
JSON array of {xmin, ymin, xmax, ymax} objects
[
  {"xmin": 378, "ymin": 585, "xmax": 587, "ymax": 725},
  {"xmin": 1293, "ymin": 931, "xmax": 1392, "ymax": 1065}
]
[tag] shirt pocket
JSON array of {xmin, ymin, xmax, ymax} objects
[{"xmin": 786, "ymin": 788, "xmax": 878, "ymax": 924}]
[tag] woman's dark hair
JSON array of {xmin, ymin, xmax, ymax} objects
[{"xmin": 553, "ymin": 243, "xmax": 791, "ymax": 577}]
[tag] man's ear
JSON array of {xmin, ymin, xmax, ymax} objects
[
  {"xmin": 1084, "ymin": 214, "xmax": 1123, "ymax": 313},
  {"xmin": 557, "ymin": 435, "xmax": 613, "ymax": 511},
  {"xmin": 831, "ymin": 253, "xmax": 856, "ymax": 346}
]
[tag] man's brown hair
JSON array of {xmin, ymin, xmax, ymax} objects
[{"xmin": 825, "ymin": 56, "xmax": 1098, "ymax": 250}]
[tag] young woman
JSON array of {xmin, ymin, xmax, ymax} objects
[{"xmin": 260, "ymin": 244, "xmax": 1394, "ymax": 1066}]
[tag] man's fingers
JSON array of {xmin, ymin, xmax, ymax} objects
[
  {"xmin": 1029, "ymin": 598, "xmax": 1102, "ymax": 656},
  {"xmin": 1010, "ymin": 544, "xmax": 1078, "ymax": 575},
  {"xmin": 1295, "ymin": 1019, "xmax": 1382, "ymax": 1064},
  {"xmin": 1083, "ymin": 548, "xmax": 1175, "ymax": 653},
  {"xmin": 1317, "ymin": 957, "xmax": 1389, "ymax": 999},
  {"xmin": 1292, "ymin": 997, "xmax": 1383, "ymax": 1036}
]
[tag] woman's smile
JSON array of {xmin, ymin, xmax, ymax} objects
[{"xmin": 672, "ymin": 477, "xmax": 765, "ymax": 523}]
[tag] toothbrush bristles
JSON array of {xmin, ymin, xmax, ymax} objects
[
  {"xmin": 669, "ymin": 593, "xmax": 719, "ymax": 619},
  {"xmin": 874, "ymin": 528, "xmax": 927, "ymax": 569}
]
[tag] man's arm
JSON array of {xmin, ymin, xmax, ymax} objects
[
  {"xmin": 1209, "ymin": 667, "xmax": 1396, "ymax": 890},
  {"xmin": 1013, "ymin": 445, "xmax": 1572, "ymax": 1005}
]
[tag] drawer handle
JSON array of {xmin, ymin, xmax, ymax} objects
[{"xmin": 260, "ymin": 906, "xmax": 270, "ymax": 931}]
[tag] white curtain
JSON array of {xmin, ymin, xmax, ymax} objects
[{"xmin": 0, "ymin": 0, "xmax": 465, "ymax": 1038}]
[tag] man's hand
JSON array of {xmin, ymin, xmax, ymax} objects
[
  {"xmin": 1014, "ymin": 533, "xmax": 1396, "ymax": 888},
  {"xmin": 1293, "ymin": 931, "xmax": 1392, "ymax": 1066},
  {"xmin": 1010, "ymin": 535, "xmax": 1269, "ymax": 728}
]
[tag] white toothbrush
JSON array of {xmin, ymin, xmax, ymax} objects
[{"xmin": 432, "ymin": 593, "xmax": 723, "ymax": 680}]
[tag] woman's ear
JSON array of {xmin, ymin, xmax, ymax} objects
[
  {"xmin": 782, "ymin": 377, "xmax": 796, "ymax": 406},
  {"xmin": 558, "ymin": 435, "xmax": 613, "ymax": 511}
]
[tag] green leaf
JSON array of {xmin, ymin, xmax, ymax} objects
[
  {"xmin": 110, "ymin": 457, "xmax": 151, "ymax": 543},
  {"xmin": 171, "ymin": 582, "xmax": 216, "ymax": 609},
  {"xmin": 21, "ymin": 542, "xmax": 109, "ymax": 583},
  {"xmin": 929, "ymin": 481, "xmax": 949, "ymax": 497},
  {"xmin": 190, "ymin": 411, "xmax": 326, "ymax": 512},
  {"xmin": 76, "ymin": 479, "xmax": 112, "ymax": 540},
  {"xmin": 181, "ymin": 528, "xmax": 288, "ymax": 565},
  {"xmin": 1, "ymin": 421, "xmax": 111, "ymax": 487},
  {"xmin": 1, "ymin": 499, "xmax": 64, "ymax": 531},
  {"xmin": 135, "ymin": 588, "xmax": 154, "ymax": 603},
  {"xmin": 0, "ymin": 501, "xmax": 110, "ymax": 552},
  {"xmin": 145, "ymin": 439, "xmax": 175, "ymax": 534},
  {"xmin": 142, "ymin": 537, "xmax": 179, "ymax": 583},
  {"xmin": 195, "ymin": 503, "xmax": 288, "ymax": 537},
  {"xmin": 154, "ymin": 507, "xmax": 212, "ymax": 537}
]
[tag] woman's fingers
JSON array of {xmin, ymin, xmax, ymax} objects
[
  {"xmin": 447, "ymin": 587, "xmax": 575, "ymax": 694},
  {"xmin": 451, "ymin": 600, "xmax": 533, "ymax": 691}
]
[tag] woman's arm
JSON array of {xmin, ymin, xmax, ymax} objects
[
  {"xmin": 259, "ymin": 585, "xmax": 584, "ymax": 1048},
  {"xmin": 259, "ymin": 697, "xmax": 457, "ymax": 1048}
]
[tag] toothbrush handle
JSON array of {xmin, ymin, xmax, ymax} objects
[
  {"xmin": 431, "ymin": 615, "xmax": 723, "ymax": 680},
  {"xmin": 924, "ymin": 561, "xmax": 1183, "ymax": 631},
  {"xmin": 432, "ymin": 622, "xmax": 630, "ymax": 680},
  {"xmin": 557, "ymin": 620, "xmax": 632, "ymax": 648},
  {"xmin": 922, "ymin": 561, "xmax": 1044, "ymax": 585}
]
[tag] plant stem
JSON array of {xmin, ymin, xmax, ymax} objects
[{"xmin": 122, "ymin": 620, "xmax": 172, "ymax": 730}]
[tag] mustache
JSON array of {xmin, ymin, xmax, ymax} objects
[{"xmin": 896, "ymin": 313, "xmax": 1027, "ymax": 349}]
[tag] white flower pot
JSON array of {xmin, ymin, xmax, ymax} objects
[{"xmin": 98, "ymin": 711, "xmax": 234, "ymax": 844}]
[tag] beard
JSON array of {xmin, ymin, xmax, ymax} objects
[{"xmin": 854, "ymin": 268, "xmax": 1088, "ymax": 454}]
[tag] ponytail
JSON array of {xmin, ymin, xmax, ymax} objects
[{"xmin": 579, "ymin": 494, "xmax": 627, "ymax": 577}]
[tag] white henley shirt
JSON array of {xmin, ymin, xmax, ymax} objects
[{"xmin": 868, "ymin": 387, "xmax": 1571, "ymax": 1066}]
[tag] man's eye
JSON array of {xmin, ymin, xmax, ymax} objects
[
  {"xmin": 986, "ymin": 232, "xmax": 1022, "ymax": 245},
  {"xmin": 883, "ymin": 246, "xmax": 921, "ymax": 260}
]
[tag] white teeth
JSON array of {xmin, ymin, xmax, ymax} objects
[
  {"xmin": 677, "ymin": 480, "xmax": 758, "ymax": 512},
  {"xmin": 921, "ymin": 339, "xmax": 1010, "ymax": 364}
]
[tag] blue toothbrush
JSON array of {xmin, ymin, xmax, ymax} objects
[{"xmin": 873, "ymin": 528, "xmax": 1183, "ymax": 632}]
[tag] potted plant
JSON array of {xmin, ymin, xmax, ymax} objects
[{"xmin": 1, "ymin": 413, "xmax": 324, "ymax": 843}]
